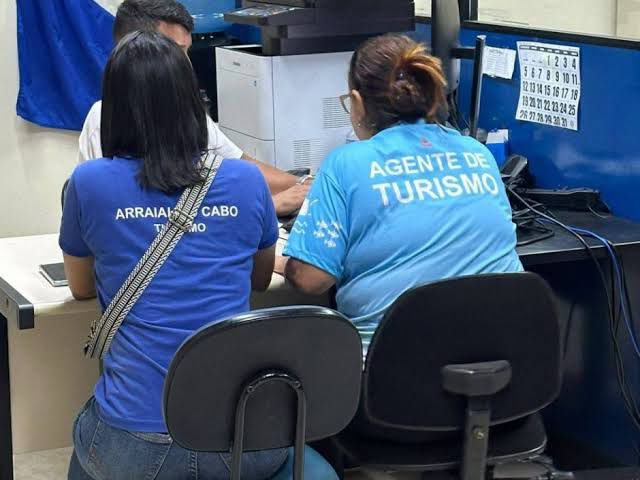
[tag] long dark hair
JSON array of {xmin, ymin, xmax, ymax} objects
[
  {"xmin": 101, "ymin": 30, "xmax": 208, "ymax": 192},
  {"xmin": 349, "ymin": 34, "xmax": 448, "ymax": 133}
]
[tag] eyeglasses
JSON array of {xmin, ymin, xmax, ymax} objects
[{"xmin": 339, "ymin": 94, "xmax": 352, "ymax": 114}]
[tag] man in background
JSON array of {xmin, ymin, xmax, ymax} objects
[{"xmin": 78, "ymin": 0, "xmax": 311, "ymax": 216}]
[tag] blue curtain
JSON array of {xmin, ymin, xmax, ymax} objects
[{"xmin": 16, "ymin": 0, "xmax": 114, "ymax": 131}]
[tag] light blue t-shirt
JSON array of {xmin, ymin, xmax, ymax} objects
[
  {"xmin": 60, "ymin": 157, "xmax": 278, "ymax": 433},
  {"xmin": 284, "ymin": 122, "xmax": 523, "ymax": 350}
]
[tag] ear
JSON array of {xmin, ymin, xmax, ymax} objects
[
  {"xmin": 349, "ymin": 89, "xmax": 376, "ymax": 140},
  {"xmin": 350, "ymin": 89, "xmax": 366, "ymax": 120}
]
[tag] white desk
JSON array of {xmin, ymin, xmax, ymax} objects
[{"xmin": 0, "ymin": 233, "xmax": 330, "ymax": 479}]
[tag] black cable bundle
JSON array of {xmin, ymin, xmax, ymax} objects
[{"xmin": 503, "ymin": 174, "xmax": 555, "ymax": 247}]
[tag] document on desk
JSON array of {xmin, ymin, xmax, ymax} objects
[
  {"xmin": 515, "ymin": 42, "xmax": 581, "ymax": 131},
  {"xmin": 483, "ymin": 46, "xmax": 516, "ymax": 80}
]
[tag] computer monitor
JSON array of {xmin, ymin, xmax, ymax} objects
[
  {"xmin": 431, "ymin": 0, "xmax": 461, "ymax": 95},
  {"xmin": 431, "ymin": 0, "xmax": 485, "ymax": 139}
]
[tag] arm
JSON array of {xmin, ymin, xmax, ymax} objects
[
  {"xmin": 282, "ymin": 159, "xmax": 348, "ymax": 294},
  {"xmin": 252, "ymin": 244, "xmax": 276, "ymax": 292},
  {"xmin": 63, "ymin": 253, "xmax": 97, "ymax": 300},
  {"xmin": 285, "ymin": 258, "xmax": 336, "ymax": 295},
  {"xmin": 241, "ymin": 153, "xmax": 312, "ymax": 216},
  {"xmin": 241, "ymin": 153, "xmax": 298, "ymax": 195},
  {"xmin": 59, "ymin": 170, "xmax": 97, "ymax": 300}
]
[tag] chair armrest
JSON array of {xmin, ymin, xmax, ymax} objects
[{"xmin": 442, "ymin": 360, "xmax": 512, "ymax": 397}]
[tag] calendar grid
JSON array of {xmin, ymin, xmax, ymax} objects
[{"xmin": 516, "ymin": 41, "xmax": 581, "ymax": 131}]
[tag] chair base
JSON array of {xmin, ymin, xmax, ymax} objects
[{"xmin": 333, "ymin": 414, "xmax": 547, "ymax": 474}]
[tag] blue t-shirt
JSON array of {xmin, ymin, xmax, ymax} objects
[
  {"xmin": 284, "ymin": 122, "xmax": 523, "ymax": 350},
  {"xmin": 60, "ymin": 157, "xmax": 278, "ymax": 433}
]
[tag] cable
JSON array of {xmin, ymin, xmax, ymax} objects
[
  {"xmin": 567, "ymin": 227, "xmax": 640, "ymax": 360},
  {"xmin": 507, "ymin": 187, "xmax": 555, "ymax": 247},
  {"xmin": 588, "ymin": 204, "xmax": 611, "ymax": 219},
  {"xmin": 506, "ymin": 186, "xmax": 640, "ymax": 435}
]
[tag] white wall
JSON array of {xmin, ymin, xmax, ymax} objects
[
  {"xmin": 417, "ymin": 0, "xmax": 640, "ymax": 40},
  {"xmin": 617, "ymin": 0, "xmax": 640, "ymax": 37},
  {"xmin": 415, "ymin": 0, "xmax": 432, "ymax": 16},
  {"xmin": 0, "ymin": 1, "xmax": 79, "ymax": 239},
  {"xmin": 475, "ymin": 0, "xmax": 640, "ymax": 40},
  {"xmin": 478, "ymin": 0, "xmax": 618, "ymax": 36}
]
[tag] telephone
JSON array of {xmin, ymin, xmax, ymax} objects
[{"xmin": 500, "ymin": 155, "xmax": 530, "ymax": 187}]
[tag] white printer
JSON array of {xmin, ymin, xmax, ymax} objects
[
  {"xmin": 216, "ymin": 46, "xmax": 352, "ymax": 172},
  {"xmin": 217, "ymin": 0, "xmax": 415, "ymax": 172}
]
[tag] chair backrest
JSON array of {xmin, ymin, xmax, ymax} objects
[
  {"xmin": 361, "ymin": 272, "xmax": 561, "ymax": 432},
  {"xmin": 163, "ymin": 306, "xmax": 363, "ymax": 452}
]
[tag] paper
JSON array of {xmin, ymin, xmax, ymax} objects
[
  {"xmin": 516, "ymin": 41, "xmax": 581, "ymax": 131},
  {"xmin": 486, "ymin": 129, "xmax": 509, "ymax": 144},
  {"xmin": 483, "ymin": 47, "xmax": 517, "ymax": 80}
]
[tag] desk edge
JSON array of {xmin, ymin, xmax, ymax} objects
[{"xmin": 0, "ymin": 276, "xmax": 34, "ymax": 330}]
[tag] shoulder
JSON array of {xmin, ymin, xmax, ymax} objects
[
  {"xmin": 458, "ymin": 135, "xmax": 496, "ymax": 158},
  {"xmin": 87, "ymin": 100, "xmax": 102, "ymax": 116},
  {"xmin": 67, "ymin": 159, "xmax": 110, "ymax": 204},
  {"xmin": 205, "ymin": 117, "xmax": 243, "ymax": 159},
  {"xmin": 434, "ymin": 126, "xmax": 490, "ymax": 153},
  {"xmin": 83, "ymin": 101, "xmax": 102, "ymax": 129},
  {"xmin": 71, "ymin": 157, "xmax": 132, "ymax": 187},
  {"xmin": 320, "ymin": 141, "xmax": 376, "ymax": 174},
  {"xmin": 219, "ymin": 158, "xmax": 265, "ymax": 183},
  {"xmin": 79, "ymin": 102, "xmax": 101, "ymax": 145}
]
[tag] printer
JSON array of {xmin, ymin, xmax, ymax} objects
[
  {"xmin": 225, "ymin": 0, "xmax": 416, "ymax": 56},
  {"xmin": 216, "ymin": 0, "xmax": 415, "ymax": 172}
]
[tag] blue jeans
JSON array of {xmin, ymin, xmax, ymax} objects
[{"xmin": 68, "ymin": 398, "xmax": 288, "ymax": 480}]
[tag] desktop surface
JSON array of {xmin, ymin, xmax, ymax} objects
[{"xmin": 516, "ymin": 210, "xmax": 640, "ymax": 267}]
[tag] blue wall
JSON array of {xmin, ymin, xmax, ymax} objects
[
  {"xmin": 448, "ymin": 28, "xmax": 640, "ymax": 222},
  {"xmin": 237, "ymin": 23, "xmax": 640, "ymax": 222}
]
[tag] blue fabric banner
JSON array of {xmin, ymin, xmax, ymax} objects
[{"xmin": 16, "ymin": 0, "xmax": 116, "ymax": 131}]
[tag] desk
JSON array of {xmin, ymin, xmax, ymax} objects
[
  {"xmin": 0, "ymin": 233, "xmax": 329, "ymax": 480},
  {"xmin": 517, "ymin": 212, "xmax": 640, "ymax": 468},
  {"xmin": 518, "ymin": 211, "xmax": 640, "ymax": 267},
  {"xmin": 2, "ymin": 213, "xmax": 640, "ymax": 477}
]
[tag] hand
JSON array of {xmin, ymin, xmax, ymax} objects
[
  {"xmin": 273, "ymin": 183, "xmax": 311, "ymax": 216},
  {"xmin": 274, "ymin": 256, "xmax": 289, "ymax": 276}
]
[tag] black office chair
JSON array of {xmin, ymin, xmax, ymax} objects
[
  {"xmin": 163, "ymin": 306, "xmax": 363, "ymax": 480},
  {"xmin": 332, "ymin": 273, "xmax": 563, "ymax": 480}
]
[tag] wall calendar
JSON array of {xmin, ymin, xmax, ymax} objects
[{"xmin": 516, "ymin": 42, "xmax": 581, "ymax": 131}]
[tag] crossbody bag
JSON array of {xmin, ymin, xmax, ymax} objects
[{"xmin": 84, "ymin": 153, "xmax": 224, "ymax": 359}]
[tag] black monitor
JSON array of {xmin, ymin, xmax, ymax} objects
[
  {"xmin": 431, "ymin": 0, "xmax": 485, "ymax": 140},
  {"xmin": 431, "ymin": 0, "xmax": 461, "ymax": 95}
]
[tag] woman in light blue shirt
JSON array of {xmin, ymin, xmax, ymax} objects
[{"xmin": 282, "ymin": 34, "xmax": 523, "ymax": 351}]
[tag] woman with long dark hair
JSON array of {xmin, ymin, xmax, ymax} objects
[
  {"xmin": 61, "ymin": 31, "xmax": 286, "ymax": 479},
  {"xmin": 282, "ymin": 34, "xmax": 523, "ymax": 352}
]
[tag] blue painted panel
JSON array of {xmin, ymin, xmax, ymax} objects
[
  {"xmin": 412, "ymin": 23, "xmax": 640, "ymax": 465},
  {"xmin": 182, "ymin": 0, "xmax": 236, "ymax": 33},
  {"xmin": 454, "ymin": 29, "xmax": 640, "ymax": 222}
]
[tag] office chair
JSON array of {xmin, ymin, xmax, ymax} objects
[
  {"xmin": 163, "ymin": 306, "xmax": 363, "ymax": 480},
  {"xmin": 332, "ymin": 273, "xmax": 563, "ymax": 480}
]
